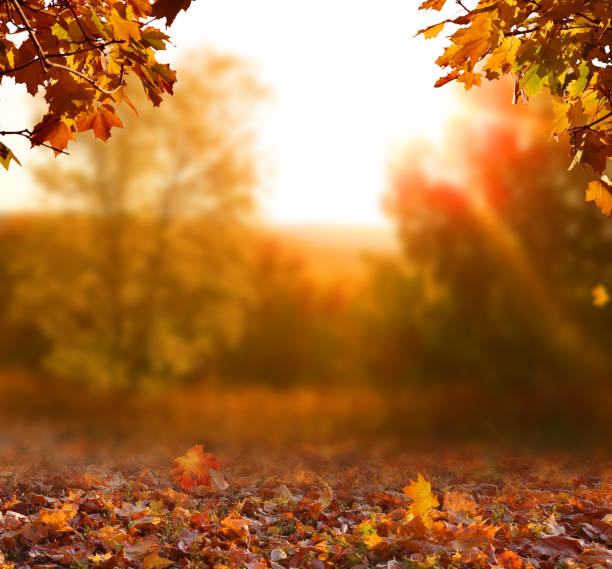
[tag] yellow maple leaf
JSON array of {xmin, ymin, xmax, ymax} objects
[
  {"xmin": 363, "ymin": 532, "xmax": 382, "ymax": 549},
  {"xmin": 0, "ymin": 142, "xmax": 21, "ymax": 171},
  {"xmin": 591, "ymin": 284, "xmax": 610, "ymax": 307},
  {"xmin": 418, "ymin": 22, "xmax": 446, "ymax": 39},
  {"xmin": 586, "ymin": 179, "xmax": 612, "ymax": 216},
  {"xmin": 89, "ymin": 553, "xmax": 113, "ymax": 564},
  {"xmin": 37, "ymin": 503, "xmax": 78, "ymax": 532},
  {"xmin": 143, "ymin": 553, "xmax": 173, "ymax": 569},
  {"xmin": 356, "ymin": 520, "xmax": 382, "ymax": 549},
  {"xmin": 419, "ymin": 0, "xmax": 446, "ymax": 10},
  {"xmin": 404, "ymin": 473, "xmax": 439, "ymax": 520}
]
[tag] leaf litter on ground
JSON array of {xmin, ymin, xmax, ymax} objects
[{"xmin": 0, "ymin": 443, "xmax": 610, "ymax": 569}]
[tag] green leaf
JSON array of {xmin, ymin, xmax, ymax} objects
[
  {"xmin": 566, "ymin": 61, "xmax": 590, "ymax": 98},
  {"xmin": 521, "ymin": 65, "xmax": 543, "ymax": 96}
]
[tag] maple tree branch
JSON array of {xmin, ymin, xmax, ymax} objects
[
  {"xmin": 0, "ymin": 128, "xmax": 69, "ymax": 154},
  {"xmin": 3, "ymin": 0, "xmax": 125, "ymax": 96},
  {"xmin": 49, "ymin": 62, "xmax": 125, "ymax": 95},
  {"xmin": 9, "ymin": 0, "xmax": 49, "ymax": 71},
  {"xmin": 570, "ymin": 111, "xmax": 612, "ymax": 132},
  {"xmin": 0, "ymin": 40, "xmax": 125, "ymax": 76}
]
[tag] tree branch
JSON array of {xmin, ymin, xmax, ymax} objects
[
  {"xmin": 0, "ymin": 128, "xmax": 69, "ymax": 154},
  {"xmin": 9, "ymin": 0, "xmax": 49, "ymax": 71}
]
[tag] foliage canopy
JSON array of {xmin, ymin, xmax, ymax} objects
[
  {"xmin": 420, "ymin": 0, "xmax": 612, "ymax": 216},
  {"xmin": 0, "ymin": 0, "xmax": 194, "ymax": 167}
]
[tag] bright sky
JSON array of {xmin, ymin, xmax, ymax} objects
[{"xmin": 0, "ymin": 0, "xmax": 462, "ymax": 225}]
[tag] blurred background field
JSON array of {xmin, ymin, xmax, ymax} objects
[{"xmin": 1, "ymin": 39, "xmax": 612, "ymax": 463}]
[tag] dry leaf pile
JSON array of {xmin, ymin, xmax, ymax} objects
[{"xmin": 0, "ymin": 446, "xmax": 610, "ymax": 569}]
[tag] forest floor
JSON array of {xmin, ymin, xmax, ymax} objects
[
  {"xmin": 0, "ymin": 431, "xmax": 610, "ymax": 569},
  {"xmin": 0, "ymin": 373, "xmax": 610, "ymax": 569}
]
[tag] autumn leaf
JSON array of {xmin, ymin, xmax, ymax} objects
[
  {"xmin": 448, "ymin": 521, "xmax": 499, "ymax": 551},
  {"xmin": 404, "ymin": 473, "xmax": 439, "ymax": 520},
  {"xmin": 585, "ymin": 179, "xmax": 612, "ymax": 216},
  {"xmin": 419, "ymin": 0, "xmax": 447, "ymax": 10},
  {"xmin": 221, "ymin": 514, "xmax": 250, "ymax": 540},
  {"xmin": 109, "ymin": 8, "xmax": 141, "ymax": 41},
  {"xmin": 497, "ymin": 549, "xmax": 523, "ymax": 569},
  {"xmin": 417, "ymin": 22, "xmax": 446, "ymax": 39},
  {"xmin": 0, "ymin": 0, "xmax": 179, "ymax": 157},
  {"xmin": 444, "ymin": 491, "xmax": 478, "ymax": 520},
  {"xmin": 150, "ymin": 0, "xmax": 195, "ymax": 25},
  {"xmin": 591, "ymin": 284, "xmax": 610, "ymax": 308},
  {"xmin": 31, "ymin": 117, "xmax": 75, "ymax": 154},
  {"xmin": 77, "ymin": 106, "xmax": 124, "ymax": 141},
  {"xmin": 530, "ymin": 536, "xmax": 583, "ymax": 561},
  {"xmin": 37, "ymin": 503, "xmax": 78, "ymax": 532},
  {"xmin": 356, "ymin": 520, "xmax": 383, "ymax": 549},
  {"xmin": 422, "ymin": 0, "xmax": 612, "ymax": 196},
  {"xmin": 171, "ymin": 444, "xmax": 221, "ymax": 490},
  {"xmin": 0, "ymin": 142, "xmax": 21, "ymax": 171},
  {"xmin": 89, "ymin": 553, "xmax": 113, "ymax": 564},
  {"xmin": 143, "ymin": 552, "xmax": 173, "ymax": 569}
]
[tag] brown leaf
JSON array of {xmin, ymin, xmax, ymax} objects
[{"xmin": 530, "ymin": 536, "xmax": 583, "ymax": 561}]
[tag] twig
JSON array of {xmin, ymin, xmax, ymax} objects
[{"xmin": 0, "ymin": 128, "xmax": 69, "ymax": 154}]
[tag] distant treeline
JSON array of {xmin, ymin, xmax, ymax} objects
[{"xmin": 1, "ymin": 71, "xmax": 611, "ymax": 446}]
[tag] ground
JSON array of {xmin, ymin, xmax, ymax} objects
[{"xmin": 0, "ymin": 441, "xmax": 610, "ymax": 569}]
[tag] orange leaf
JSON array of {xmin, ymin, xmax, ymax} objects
[
  {"xmin": 171, "ymin": 444, "xmax": 221, "ymax": 491},
  {"xmin": 143, "ymin": 552, "xmax": 173, "ymax": 569},
  {"xmin": 591, "ymin": 284, "xmax": 610, "ymax": 307},
  {"xmin": 31, "ymin": 117, "xmax": 75, "ymax": 154},
  {"xmin": 448, "ymin": 521, "xmax": 498, "ymax": 551},
  {"xmin": 585, "ymin": 179, "xmax": 612, "ymax": 216},
  {"xmin": 419, "ymin": 0, "xmax": 447, "ymax": 10},
  {"xmin": 37, "ymin": 503, "xmax": 78, "ymax": 532},
  {"xmin": 77, "ymin": 106, "xmax": 124, "ymax": 141}
]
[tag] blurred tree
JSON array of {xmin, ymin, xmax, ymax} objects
[
  {"xmin": 217, "ymin": 237, "xmax": 351, "ymax": 387},
  {"xmin": 378, "ymin": 80, "xmax": 612, "ymax": 390},
  {"xmin": 7, "ymin": 53, "xmax": 263, "ymax": 389}
]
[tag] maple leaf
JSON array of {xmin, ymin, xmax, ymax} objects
[
  {"xmin": 448, "ymin": 521, "xmax": 498, "ymax": 551},
  {"xmin": 109, "ymin": 9, "xmax": 141, "ymax": 41},
  {"xmin": 497, "ymin": 549, "xmax": 523, "ymax": 569},
  {"xmin": 0, "ymin": 142, "xmax": 21, "ymax": 171},
  {"xmin": 37, "ymin": 503, "xmax": 78, "ymax": 531},
  {"xmin": 444, "ymin": 491, "xmax": 478, "ymax": 520},
  {"xmin": 31, "ymin": 116, "xmax": 75, "ymax": 154},
  {"xmin": 530, "ymin": 536, "xmax": 583, "ymax": 561},
  {"xmin": 419, "ymin": 0, "xmax": 447, "ymax": 10},
  {"xmin": 77, "ymin": 106, "xmax": 124, "ymax": 141},
  {"xmin": 403, "ymin": 473, "xmax": 439, "ymax": 520},
  {"xmin": 171, "ymin": 444, "xmax": 221, "ymax": 490},
  {"xmin": 417, "ymin": 22, "xmax": 446, "ymax": 39},
  {"xmin": 0, "ymin": 0, "xmax": 180, "ymax": 159},
  {"xmin": 221, "ymin": 514, "xmax": 250, "ymax": 540},
  {"xmin": 591, "ymin": 284, "xmax": 610, "ymax": 308},
  {"xmin": 421, "ymin": 0, "xmax": 612, "ymax": 197},
  {"xmin": 89, "ymin": 553, "xmax": 113, "ymax": 564},
  {"xmin": 143, "ymin": 552, "xmax": 173, "ymax": 569},
  {"xmin": 585, "ymin": 179, "xmax": 612, "ymax": 216},
  {"xmin": 151, "ymin": 0, "xmax": 195, "ymax": 25}
]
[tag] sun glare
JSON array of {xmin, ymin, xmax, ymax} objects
[
  {"xmin": 164, "ymin": 0, "xmax": 461, "ymax": 226},
  {"xmin": 1, "ymin": 0, "xmax": 462, "ymax": 225}
]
